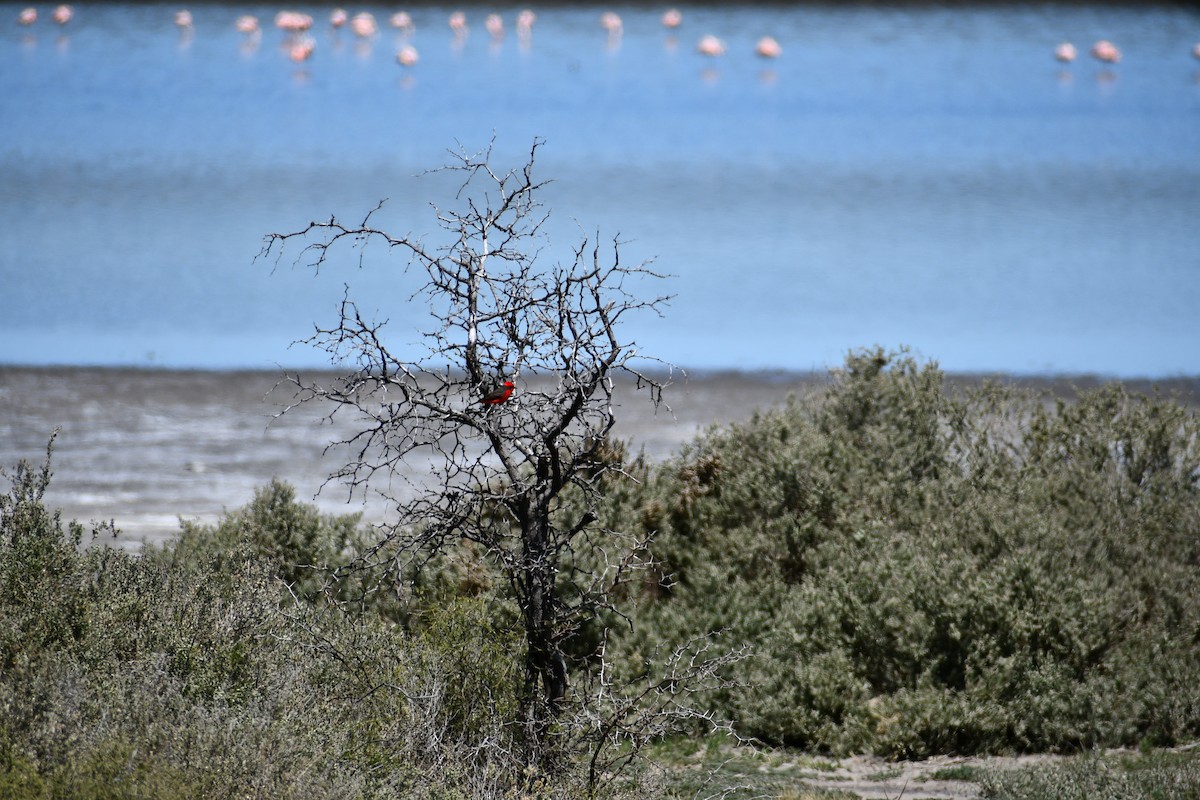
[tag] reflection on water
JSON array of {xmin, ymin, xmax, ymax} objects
[{"xmin": 1, "ymin": 3, "xmax": 1198, "ymax": 376}]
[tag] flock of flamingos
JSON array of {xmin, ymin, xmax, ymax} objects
[{"xmin": 14, "ymin": 3, "xmax": 1200, "ymax": 68}]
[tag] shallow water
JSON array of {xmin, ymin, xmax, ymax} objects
[{"xmin": 2, "ymin": 3, "xmax": 1198, "ymax": 376}]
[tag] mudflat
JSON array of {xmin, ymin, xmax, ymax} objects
[{"xmin": 2, "ymin": 367, "xmax": 1196, "ymax": 550}]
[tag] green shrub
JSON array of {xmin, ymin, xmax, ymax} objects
[
  {"xmin": 7, "ymin": 344, "xmax": 1199, "ymax": 785},
  {"xmin": 980, "ymin": 748, "xmax": 1200, "ymax": 799},
  {"xmin": 609, "ymin": 348, "xmax": 1200, "ymax": 756},
  {"xmin": 0, "ymin": 446, "xmax": 582, "ymax": 799},
  {"xmin": 159, "ymin": 478, "xmax": 363, "ymax": 601}
]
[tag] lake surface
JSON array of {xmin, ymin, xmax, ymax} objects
[{"xmin": 2, "ymin": 2, "xmax": 1199, "ymax": 376}]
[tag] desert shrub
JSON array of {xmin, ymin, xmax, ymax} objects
[
  {"xmin": 161, "ymin": 477, "xmax": 363, "ymax": 602},
  {"xmin": 609, "ymin": 348, "xmax": 1200, "ymax": 756},
  {"xmin": 0, "ymin": 445, "xmax": 592, "ymax": 799},
  {"xmin": 979, "ymin": 748, "xmax": 1200, "ymax": 799}
]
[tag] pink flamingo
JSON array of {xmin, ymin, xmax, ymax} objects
[
  {"xmin": 235, "ymin": 15, "xmax": 259, "ymax": 34},
  {"xmin": 1192, "ymin": 42, "xmax": 1200, "ymax": 60},
  {"xmin": 52, "ymin": 5, "xmax": 72, "ymax": 25},
  {"xmin": 17, "ymin": 7, "xmax": 36, "ymax": 25},
  {"xmin": 390, "ymin": 11, "xmax": 413, "ymax": 32},
  {"xmin": 1090, "ymin": 40, "xmax": 1121, "ymax": 64},
  {"xmin": 175, "ymin": 9, "xmax": 193, "ymax": 28},
  {"xmin": 661, "ymin": 8, "xmax": 682, "ymax": 29},
  {"xmin": 516, "ymin": 8, "xmax": 535, "ymax": 49},
  {"xmin": 449, "ymin": 11, "xmax": 467, "ymax": 34},
  {"xmin": 396, "ymin": 44, "xmax": 418, "ymax": 66},
  {"xmin": 599, "ymin": 11, "xmax": 622, "ymax": 34},
  {"xmin": 485, "ymin": 13, "xmax": 503, "ymax": 40},
  {"xmin": 329, "ymin": 8, "xmax": 347, "ymax": 28},
  {"xmin": 289, "ymin": 34, "xmax": 315, "ymax": 62},
  {"xmin": 350, "ymin": 12, "xmax": 377, "ymax": 38},
  {"xmin": 755, "ymin": 36, "xmax": 781, "ymax": 58},
  {"xmin": 1054, "ymin": 42, "xmax": 1076, "ymax": 62},
  {"xmin": 275, "ymin": 11, "xmax": 313, "ymax": 33},
  {"xmin": 697, "ymin": 34, "xmax": 726, "ymax": 57}
]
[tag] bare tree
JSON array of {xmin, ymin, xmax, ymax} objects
[{"xmin": 259, "ymin": 140, "xmax": 679, "ymax": 779}]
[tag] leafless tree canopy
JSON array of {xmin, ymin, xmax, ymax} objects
[{"xmin": 260, "ymin": 139, "xmax": 700, "ymax": 774}]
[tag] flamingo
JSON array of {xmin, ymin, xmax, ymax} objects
[
  {"xmin": 485, "ymin": 13, "xmax": 503, "ymax": 40},
  {"xmin": 52, "ymin": 5, "xmax": 72, "ymax": 25},
  {"xmin": 599, "ymin": 11, "xmax": 622, "ymax": 34},
  {"xmin": 755, "ymin": 36, "xmax": 781, "ymax": 58},
  {"xmin": 350, "ymin": 12, "xmax": 377, "ymax": 38},
  {"xmin": 396, "ymin": 44, "xmax": 418, "ymax": 66},
  {"xmin": 329, "ymin": 8, "xmax": 347, "ymax": 28},
  {"xmin": 449, "ymin": 11, "xmax": 467, "ymax": 34},
  {"xmin": 275, "ymin": 11, "xmax": 312, "ymax": 32},
  {"xmin": 1054, "ymin": 42, "xmax": 1076, "ymax": 62},
  {"xmin": 1192, "ymin": 42, "xmax": 1200, "ymax": 60},
  {"xmin": 661, "ymin": 8, "xmax": 682, "ymax": 29},
  {"xmin": 390, "ymin": 11, "xmax": 413, "ymax": 32},
  {"xmin": 1091, "ymin": 40, "xmax": 1121, "ymax": 64},
  {"xmin": 697, "ymin": 34, "xmax": 726, "ymax": 57},
  {"xmin": 175, "ymin": 9, "xmax": 193, "ymax": 28},
  {"xmin": 17, "ymin": 7, "xmax": 36, "ymax": 25},
  {"xmin": 235, "ymin": 15, "xmax": 259, "ymax": 34},
  {"xmin": 289, "ymin": 34, "xmax": 315, "ymax": 61}
]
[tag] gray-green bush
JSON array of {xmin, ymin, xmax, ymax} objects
[
  {"xmin": 980, "ymin": 748, "xmax": 1200, "ymax": 800},
  {"xmin": 607, "ymin": 348, "xmax": 1200, "ymax": 757},
  {"xmin": 4, "ymin": 346, "xmax": 1199, "ymax": 796},
  {"xmin": 0, "ymin": 445, "xmax": 558, "ymax": 799}
]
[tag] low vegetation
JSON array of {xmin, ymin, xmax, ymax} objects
[
  {"xmin": 2, "ymin": 348, "xmax": 1198, "ymax": 798},
  {"xmin": 979, "ymin": 747, "xmax": 1200, "ymax": 800},
  {"xmin": 606, "ymin": 348, "xmax": 1200, "ymax": 759},
  {"xmin": 1, "ymin": 444, "xmax": 534, "ymax": 799}
]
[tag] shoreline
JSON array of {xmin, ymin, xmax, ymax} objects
[{"xmin": 2, "ymin": 365, "xmax": 1197, "ymax": 550}]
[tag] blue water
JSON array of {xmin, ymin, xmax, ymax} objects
[{"xmin": 2, "ymin": 3, "xmax": 1198, "ymax": 376}]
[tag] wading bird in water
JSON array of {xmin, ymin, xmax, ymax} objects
[
  {"xmin": 755, "ymin": 35, "xmax": 781, "ymax": 58},
  {"xmin": 479, "ymin": 380, "xmax": 515, "ymax": 406},
  {"xmin": 1091, "ymin": 40, "xmax": 1121, "ymax": 64},
  {"xmin": 396, "ymin": 44, "xmax": 418, "ymax": 66},
  {"xmin": 697, "ymin": 34, "xmax": 726, "ymax": 57}
]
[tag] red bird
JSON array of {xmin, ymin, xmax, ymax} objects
[{"xmin": 479, "ymin": 380, "xmax": 515, "ymax": 406}]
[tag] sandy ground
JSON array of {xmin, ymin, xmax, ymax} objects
[
  {"xmin": 2, "ymin": 366, "xmax": 1197, "ymax": 550},
  {"xmin": 785, "ymin": 752, "xmax": 1017, "ymax": 799}
]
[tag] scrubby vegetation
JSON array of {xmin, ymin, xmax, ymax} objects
[
  {"xmin": 3, "ymin": 348, "xmax": 1199, "ymax": 797},
  {"xmin": 607, "ymin": 348, "xmax": 1200, "ymax": 758},
  {"xmin": 0, "ymin": 444, "xmax": 538, "ymax": 799},
  {"xmin": 980, "ymin": 748, "xmax": 1200, "ymax": 800}
]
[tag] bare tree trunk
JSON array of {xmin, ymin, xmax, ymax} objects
[{"xmin": 258, "ymin": 140, "xmax": 733, "ymax": 793}]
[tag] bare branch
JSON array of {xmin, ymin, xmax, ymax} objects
[{"xmin": 265, "ymin": 140, "xmax": 699, "ymax": 785}]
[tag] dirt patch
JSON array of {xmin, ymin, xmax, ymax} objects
[{"xmin": 787, "ymin": 752, "xmax": 1056, "ymax": 799}]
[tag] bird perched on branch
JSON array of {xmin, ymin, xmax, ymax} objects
[{"xmin": 479, "ymin": 380, "xmax": 515, "ymax": 406}]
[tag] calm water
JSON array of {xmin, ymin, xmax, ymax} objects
[{"xmin": 2, "ymin": 2, "xmax": 1199, "ymax": 376}]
